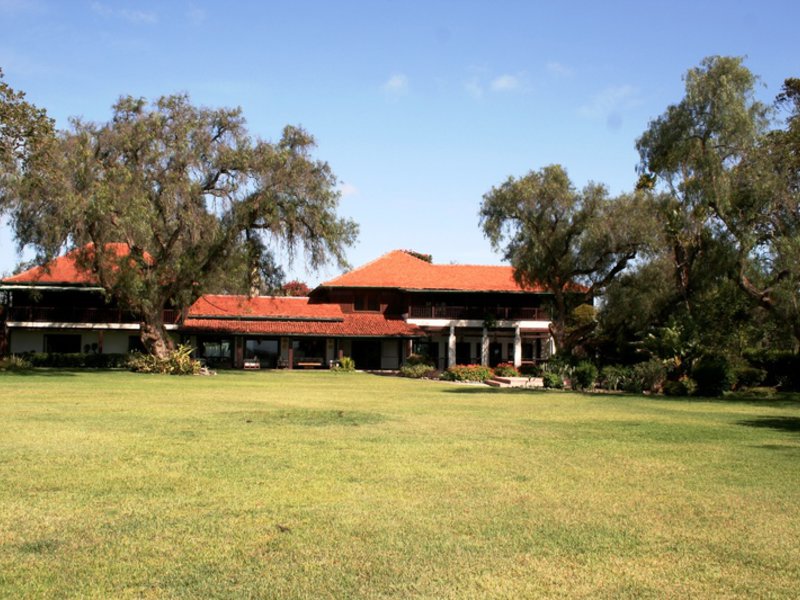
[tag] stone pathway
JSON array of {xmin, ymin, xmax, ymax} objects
[{"xmin": 485, "ymin": 375, "xmax": 544, "ymax": 388}]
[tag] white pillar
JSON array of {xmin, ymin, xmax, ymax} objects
[
  {"xmin": 547, "ymin": 336, "xmax": 556, "ymax": 359},
  {"xmin": 448, "ymin": 325, "xmax": 456, "ymax": 367},
  {"xmin": 481, "ymin": 327, "xmax": 489, "ymax": 366},
  {"xmin": 513, "ymin": 325, "xmax": 522, "ymax": 367}
]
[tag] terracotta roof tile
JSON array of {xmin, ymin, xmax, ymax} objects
[
  {"xmin": 184, "ymin": 295, "xmax": 423, "ymax": 337},
  {"xmin": 2, "ymin": 243, "xmax": 142, "ymax": 285},
  {"xmin": 320, "ymin": 250, "xmax": 548, "ymax": 293}
]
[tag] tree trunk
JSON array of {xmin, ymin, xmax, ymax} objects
[{"xmin": 139, "ymin": 312, "xmax": 175, "ymax": 359}]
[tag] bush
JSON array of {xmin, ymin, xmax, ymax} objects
[
  {"xmin": 571, "ymin": 361, "xmax": 597, "ymax": 391},
  {"xmin": 0, "ymin": 354, "xmax": 33, "ymax": 371},
  {"xmin": 663, "ymin": 379, "xmax": 691, "ymax": 397},
  {"xmin": 441, "ymin": 364, "xmax": 493, "ymax": 382},
  {"xmin": 22, "ymin": 352, "xmax": 128, "ymax": 369},
  {"xmin": 493, "ymin": 362, "xmax": 519, "ymax": 377},
  {"xmin": 405, "ymin": 353, "xmax": 434, "ymax": 367},
  {"xmin": 598, "ymin": 365, "xmax": 632, "ymax": 391},
  {"xmin": 400, "ymin": 363, "xmax": 437, "ymax": 378},
  {"xmin": 331, "ymin": 356, "xmax": 356, "ymax": 373},
  {"xmin": 691, "ymin": 354, "xmax": 734, "ymax": 397},
  {"xmin": 743, "ymin": 349, "xmax": 800, "ymax": 391},
  {"xmin": 733, "ymin": 366, "xmax": 767, "ymax": 390},
  {"xmin": 626, "ymin": 359, "xmax": 666, "ymax": 393},
  {"xmin": 542, "ymin": 371, "xmax": 563, "ymax": 389},
  {"xmin": 127, "ymin": 344, "xmax": 201, "ymax": 375},
  {"xmin": 518, "ymin": 363, "xmax": 541, "ymax": 376}
]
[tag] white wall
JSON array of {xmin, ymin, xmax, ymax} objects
[{"xmin": 9, "ymin": 330, "xmax": 44, "ymax": 354}]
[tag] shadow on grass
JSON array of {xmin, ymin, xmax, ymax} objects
[
  {"xmin": 0, "ymin": 368, "xmax": 78, "ymax": 377},
  {"xmin": 739, "ymin": 416, "xmax": 800, "ymax": 435}
]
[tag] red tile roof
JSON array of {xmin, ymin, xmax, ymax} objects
[
  {"xmin": 2, "ymin": 243, "xmax": 141, "ymax": 285},
  {"xmin": 185, "ymin": 295, "xmax": 424, "ymax": 338},
  {"xmin": 320, "ymin": 250, "xmax": 549, "ymax": 293}
]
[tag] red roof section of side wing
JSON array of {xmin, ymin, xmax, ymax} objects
[
  {"xmin": 2, "ymin": 243, "xmax": 140, "ymax": 285},
  {"xmin": 320, "ymin": 250, "xmax": 548, "ymax": 293},
  {"xmin": 188, "ymin": 295, "xmax": 344, "ymax": 319},
  {"xmin": 184, "ymin": 294, "xmax": 424, "ymax": 337}
]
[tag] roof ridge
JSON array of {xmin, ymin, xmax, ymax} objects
[{"xmin": 322, "ymin": 249, "xmax": 427, "ymax": 286}]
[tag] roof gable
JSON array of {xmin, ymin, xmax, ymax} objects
[{"xmin": 320, "ymin": 250, "xmax": 546, "ymax": 293}]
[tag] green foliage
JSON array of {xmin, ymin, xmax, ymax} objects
[
  {"xmin": 24, "ymin": 352, "xmax": 128, "ymax": 369},
  {"xmin": 662, "ymin": 379, "xmax": 691, "ymax": 397},
  {"xmin": 733, "ymin": 366, "xmax": 767, "ymax": 390},
  {"xmin": 571, "ymin": 361, "xmax": 597, "ymax": 391},
  {"xmin": 3, "ymin": 91, "xmax": 358, "ymax": 357},
  {"xmin": 542, "ymin": 371, "xmax": 563, "ymax": 389},
  {"xmin": 441, "ymin": 364, "xmax": 493, "ymax": 382},
  {"xmin": 493, "ymin": 362, "xmax": 519, "ymax": 377},
  {"xmin": 127, "ymin": 345, "xmax": 201, "ymax": 375},
  {"xmin": 0, "ymin": 354, "xmax": 32, "ymax": 371},
  {"xmin": 691, "ymin": 354, "xmax": 734, "ymax": 397},
  {"xmin": 743, "ymin": 349, "xmax": 800, "ymax": 391},
  {"xmin": 518, "ymin": 363, "xmax": 541, "ymax": 376},
  {"xmin": 330, "ymin": 356, "xmax": 356, "ymax": 373},
  {"xmin": 627, "ymin": 359, "xmax": 666, "ymax": 394},
  {"xmin": 598, "ymin": 365, "xmax": 632, "ymax": 391},
  {"xmin": 480, "ymin": 164, "xmax": 651, "ymax": 352},
  {"xmin": 399, "ymin": 363, "xmax": 437, "ymax": 379},
  {"xmin": 404, "ymin": 353, "xmax": 434, "ymax": 367}
]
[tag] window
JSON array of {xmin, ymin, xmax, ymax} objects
[
  {"xmin": 45, "ymin": 334, "xmax": 82, "ymax": 354},
  {"xmin": 128, "ymin": 336, "xmax": 145, "ymax": 353},
  {"xmin": 354, "ymin": 293, "xmax": 380, "ymax": 312}
]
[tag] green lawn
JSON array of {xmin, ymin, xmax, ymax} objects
[{"xmin": 1, "ymin": 370, "xmax": 799, "ymax": 598}]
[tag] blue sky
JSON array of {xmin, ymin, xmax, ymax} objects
[{"xmin": 1, "ymin": 0, "xmax": 798, "ymax": 284}]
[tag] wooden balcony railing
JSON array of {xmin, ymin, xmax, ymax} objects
[
  {"xmin": 408, "ymin": 305, "xmax": 548, "ymax": 321},
  {"xmin": 7, "ymin": 306, "xmax": 180, "ymax": 325}
]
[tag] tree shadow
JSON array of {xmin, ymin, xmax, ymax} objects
[
  {"xmin": 738, "ymin": 416, "xmax": 800, "ymax": 435},
  {"xmin": 0, "ymin": 369, "xmax": 78, "ymax": 377}
]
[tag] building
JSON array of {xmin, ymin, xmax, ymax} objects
[{"xmin": 1, "ymin": 248, "xmax": 558, "ymax": 369}]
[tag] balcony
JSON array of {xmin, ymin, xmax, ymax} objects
[
  {"xmin": 408, "ymin": 305, "xmax": 548, "ymax": 321},
  {"xmin": 6, "ymin": 306, "xmax": 180, "ymax": 325}
]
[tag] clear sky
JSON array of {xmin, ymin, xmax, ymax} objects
[{"xmin": 1, "ymin": 0, "xmax": 798, "ymax": 284}]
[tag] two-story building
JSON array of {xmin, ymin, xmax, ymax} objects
[{"xmin": 1, "ymin": 248, "xmax": 558, "ymax": 370}]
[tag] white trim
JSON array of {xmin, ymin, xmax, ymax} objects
[
  {"xmin": 406, "ymin": 318, "xmax": 551, "ymax": 330},
  {"xmin": 6, "ymin": 322, "xmax": 179, "ymax": 331}
]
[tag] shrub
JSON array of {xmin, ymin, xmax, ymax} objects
[
  {"xmin": 733, "ymin": 366, "xmax": 767, "ymax": 390},
  {"xmin": 493, "ymin": 362, "xmax": 519, "ymax": 377},
  {"xmin": 663, "ymin": 379, "xmax": 690, "ymax": 397},
  {"xmin": 571, "ymin": 361, "xmax": 597, "ymax": 391},
  {"xmin": 405, "ymin": 353, "xmax": 434, "ymax": 367},
  {"xmin": 331, "ymin": 356, "xmax": 356, "ymax": 372},
  {"xmin": 598, "ymin": 365, "xmax": 632, "ymax": 391},
  {"xmin": 0, "ymin": 354, "xmax": 32, "ymax": 371},
  {"xmin": 127, "ymin": 344, "xmax": 201, "ymax": 375},
  {"xmin": 626, "ymin": 359, "xmax": 666, "ymax": 393},
  {"xmin": 518, "ymin": 363, "xmax": 541, "ymax": 376},
  {"xmin": 400, "ymin": 363, "xmax": 437, "ymax": 379},
  {"xmin": 743, "ymin": 349, "xmax": 800, "ymax": 391},
  {"xmin": 441, "ymin": 364, "xmax": 493, "ymax": 382},
  {"xmin": 542, "ymin": 371, "xmax": 563, "ymax": 389},
  {"xmin": 691, "ymin": 354, "xmax": 734, "ymax": 397}
]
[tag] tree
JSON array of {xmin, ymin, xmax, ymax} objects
[
  {"xmin": 480, "ymin": 164, "xmax": 651, "ymax": 353},
  {"xmin": 637, "ymin": 56, "xmax": 800, "ymax": 350},
  {"xmin": 280, "ymin": 280, "xmax": 311, "ymax": 296},
  {"xmin": 2, "ymin": 91, "xmax": 358, "ymax": 357}
]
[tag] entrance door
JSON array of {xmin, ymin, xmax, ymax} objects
[
  {"xmin": 351, "ymin": 340, "xmax": 381, "ymax": 370},
  {"xmin": 455, "ymin": 342, "xmax": 471, "ymax": 366},
  {"xmin": 489, "ymin": 342, "xmax": 503, "ymax": 367}
]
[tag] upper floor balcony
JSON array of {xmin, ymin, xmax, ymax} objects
[
  {"xmin": 5, "ymin": 305, "xmax": 181, "ymax": 325},
  {"xmin": 407, "ymin": 305, "xmax": 549, "ymax": 321}
]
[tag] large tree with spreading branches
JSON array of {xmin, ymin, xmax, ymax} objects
[{"xmin": 1, "ymin": 78, "xmax": 357, "ymax": 357}]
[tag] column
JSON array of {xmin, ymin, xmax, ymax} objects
[
  {"xmin": 513, "ymin": 325, "xmax": 522, "ymax": 367},
  {"xmin": 481, "ymin": 327, "xmax": 489, "ymax": 366},
  {"xmin": 448, "ymin": 325, "xmax": 456, "ymax": 368}
]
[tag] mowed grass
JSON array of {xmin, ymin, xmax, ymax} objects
[{"xmin": 1, "ymin": 371, "xmax": 799, "ymax": 598}]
